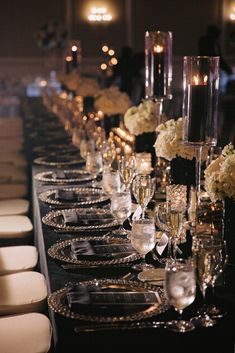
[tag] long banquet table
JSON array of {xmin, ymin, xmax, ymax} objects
[{"xmin": 25, "ymin": 98, "xmax": 235, "ymax": 353}]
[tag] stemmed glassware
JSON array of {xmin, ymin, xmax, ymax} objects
[
  {"xmin": 118, "ymin": 155, "xmax": 137, "ymax": 191},
  {"xmin": 191, "ymin": 236, "xmax": 227, "ymax": 327},
  {"xmin": 130, "ymin": 218, "xmax": 156, "ymax": 273},
  {"xmin": 100, "ymin": 139, "xmax": 116, "ymax": 169},
  {"xmin": 110, "ymin": 191, "xmax": 132, "ymax": 237},
  {"xmin": 102, "ymin": 169, "xmax": 121, "ymax": 196},
  {"xmin": 132, "ymin": 174, "xmax": 156, "ymax": 219},
  {"xmin": 164, "ymin": 258, "xmax": 196, "ymax": 332},
  {"xmin": 155, "ymin": 202, "xmax": 186, "ymax": 261},
  {"xmin": 85, "ymin": 151, "xmax": 103, "ymax": 187}
]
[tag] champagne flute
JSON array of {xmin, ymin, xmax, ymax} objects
[
  {"xmin": 164, "ymin": 258, "xmax": 196, "ymax": 332},
  {"xmin": 86, "ymin": 151, "xmax": 103, "ymax": 187},
  {"xmin": 132, "ymin": 175, "xmax": 156, "ymax": 219},
  {"xmin": 118, "ymin": 155, "xmax": 137, "ymax": 191},
  {"xmin": 130, "ymin": 218, "xmax": 156, "ymax": 273},
  {"xmin": 192, "ymin": 236, "xmax": 228, "ymax": 325},
  {"xmin": 100, "ymin": 139, "xmax": 116, "ymax": 169},
  {"xmin": 110, "ymin": 191, "xmax": 132, "ymax": 237}
]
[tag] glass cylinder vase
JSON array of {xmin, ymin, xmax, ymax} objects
[
  {"xmin": 182, "ymin": 56, "xmax": 220, "ymax": 146},
  {"xmin": 145, "ymin": 31, "xmax": 172, "ymax": 100}
]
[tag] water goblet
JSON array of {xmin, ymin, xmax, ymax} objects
[
  {"xmin": 164, "ymin": 258, "xmax": 196, "ymax": 332},
  {"xmin": 130, "ymin": 218, "xmax": 156, "ymax": 273},
  {"xmin": 85, "ymin": 151, "xmax": 103, "ymax": 187},
  {"xmin": 132, "ymin": 174, "xmax": 156, "ymax": 219},
  {"xmin": 110, "ymin": 191, "xmax": 132, "ymax": 237},
  {"xmin": 102, "ymin": 169, "xmax": 121, "ymax": 196},
  {"xmin": 80, "ymin": 138, "xmax": 96, "ymax": 160}
]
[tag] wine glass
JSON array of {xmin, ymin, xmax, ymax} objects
[
  {"xmin": 132, "ymin": 174, "xmax": 156, "ymax": 219},
  {"xmin": 80, "ymin": 138, "xmax": 96, "ymax": 160},
  {"xmin": 118, "ymin": 155, "xmax": 137, "ymax": 191},
  {"xmin": 110, "ymin": 191, "xmax": 132, "ymax": 237},
  {"xmin": 102, "ymin": 169, "xmax": 121, "ymax": 196},
  {"xmin": 85, "ymin": 151, "xmax": 103, "ymax": 187},
  {"xmin": 130, "ymin": 218, "xmax": 156, "ymax": 273},
  {"xmin": 164, "ymin": 258, "xmax": 196, "ymax": 332},
  {"xmin": 191, "ymin": 236, "xmax": 228, "ymax": 326},
  {"xmin": 100, "ymin": 139, "xmax": 116, "ymax": 169},
  {"xmin": 206, "ymin": 238, "xmax": 228, "ymax": 318}
]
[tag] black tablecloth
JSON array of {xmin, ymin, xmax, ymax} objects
[{"xmin": 24, "ymin": 98, "xmax": 235, "ymax": 353}]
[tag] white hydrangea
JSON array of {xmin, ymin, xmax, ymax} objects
[
  {"xmin": 58, "ymin": 72, "xmax": 100, "ymax": 96},
  {"xmin": 154, "ymin": 117, "xmax": 199, "ymax": 161},
  {"xmin": 94, "ymin": 86, "xmax": 132, "ymax": 115},
  {"xmin": 124, "ymin": 99, "xmax": 160, "ymax": 136},
  {"xmin": 204, "ymin": 144, "xmax": 235, "ymax": 201}
]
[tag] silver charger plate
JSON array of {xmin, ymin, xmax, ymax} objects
[
  {"xmin": 34, "ymin": 170, "xmax": 92, "ymax": 184},
  {"xmin": 33, "ymin": 156, "xmax": 84, "ymax": 167},
  {"xmin": 33, "ymin": 144, "xmax": 78, "ymax": 155},
  {"xmin": 42, "ymin": 207, "xmax": 119, "ymax": 232},
  {"xmin": 47, "ymin": 278, "xmax": 169, "ymax": 323},
  {"xmin": 39, "ymin": 187, "xmax": 109, "ymax": 207},
  {"xmin": 47, "ymin": 235, "xmax": 141, "ymax": 266}
]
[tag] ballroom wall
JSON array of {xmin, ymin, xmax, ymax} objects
[{"xmin": 0, "ymin": 0, "xmax": 233, "ymax": 80}]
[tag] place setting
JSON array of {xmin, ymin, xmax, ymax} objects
[
  {"xmin": 42, "ymin": 207, "xmax": 119, "ymax": 233},
  {"xmin": 34, "ymin": 169, "xmax": 94, "ymax": 184},
  {"xmin": 33, "ymin": 155, "xmax": 85, "ymax": 167},
  {"xmin": 47, "ymin": 277, "xmax": 169, "ymax": 324},
  {"xmin": 38, "ymin": 186, "xmax": 109, "ymax": 208}
]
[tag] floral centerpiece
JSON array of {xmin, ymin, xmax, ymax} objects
[
  {"xmin": 94, "ymin": 86, "xmax": 132, "ymax": 137},
  {"xmin": 124, "ymin": 99, "xmax": 159, "ymax": 136},
  {"xmin": 58, "ymin": 72, "xmax": 100, "ymax": 96},
  {"xmin": 94, "ymin": 86, "xmax": 131, "ymax": 115},
  {"xmin": 154, "ymin": 117, "xmax": 197, "ymax": 161},
  {"xmin": 204, "ymin": 143, "xmax": 235, "ymax": 202},
  {"xmin": 204, "ymin": 143, "xmax": 235, "ymax": 262},
  {"xmin": 154, "ymin": 117, "xmax": 208, "ymax": 186}
]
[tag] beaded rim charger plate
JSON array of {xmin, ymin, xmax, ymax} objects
[
  {"xmin": 34, "ymin": 170, "xmax": 93, "ymax": 184},
  {"xmin": 47, "ymin": 235, "xmax": 142, "ymax": 267},
  {"xmin": 47, "ymin": 278, "xmax": 169, "ymax": 323},
  {"xmin": 39, "ymin": 187, "xmax": 109, "ymax": 207},
  {"xmin": 42, "ymin": 207, "xmax": 119, "ymax": 232},
  {"xmin": 33, "ymin": 156, "xmax": 84, "ymax": 167}
]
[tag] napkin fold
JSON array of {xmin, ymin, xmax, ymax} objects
[
  {"xmin": 66, "ymin": 284, "xmax": 159, "ymax": 308},
  {"xmin": 55, "ymin": 189, "xmax": 76, "ymax": 201},
  {"xmin": 52, "ymin": 170, "xmax": 66, "ymax": 179},
  {"xmin": 62, "ymin": 210, "xmax": 113, "ymax": 226}
]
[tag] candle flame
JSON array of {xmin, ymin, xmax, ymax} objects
[
  {"xmin": 193, "ymin": 75, "xmax": 208, "ymax": 85},
  {"xmin": 71, "ymin": 45, "xmax": 77, "ymax": 52},
  {"xmin": 154, "ymin": 45, "xmax": 164, "ymax": 53}
]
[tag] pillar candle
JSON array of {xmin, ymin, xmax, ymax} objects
[
  {"xmin": 153, "ymin": 45, "xmax": 165, "ymax": 97},
  {"xmin": 71, "ymin": 45, "xmax": 78, "ymax": 69},
  {"xmin": 188, "ymin": 83, "xmax": 208, "ymax": 142}
]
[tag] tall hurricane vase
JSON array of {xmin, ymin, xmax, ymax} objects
[{"xmin": 223, "ymin": 197, "xmax": 235, "ymax": 265}]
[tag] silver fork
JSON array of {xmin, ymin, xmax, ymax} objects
[{"xmin": 74, "ymin": 320, "xmax": 165, "ymax": 333}]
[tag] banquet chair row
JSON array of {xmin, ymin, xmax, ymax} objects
[{"xmin": 0, "ymin": 107, "xmax": 52, "ymax": 352}]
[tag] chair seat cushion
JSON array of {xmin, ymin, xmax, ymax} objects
[
  {"xmin": 0, "ymin": 245, "xmax": 38, "ymax": 274},
  {"xmin": 0, "ymin": 199, "xmax": 29, "ymax": 216},
  {"xmin": 0, "ymin": 313, "xmax": 52, "ymax": 353},
  {"xmin": 0, "ymin": 271, "xmax": 48, "ymax": 314},
  {"xmin": 0, "ymin": 215, "xmax": 33, "ymax": 238},
  {"xmin": 0, "ymin": 184, "xmax": 28, "ymax": 199}
]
